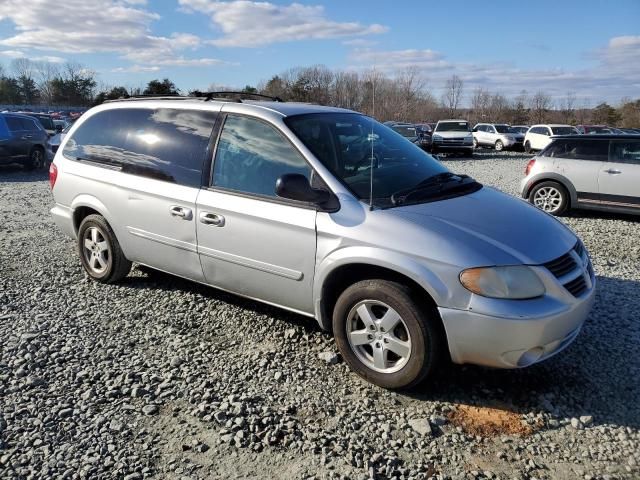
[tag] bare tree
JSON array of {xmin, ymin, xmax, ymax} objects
[
  {"xmin": 559, "ymin": 91, "xmax": 577, "ymax": 124},
  {"xmin": 442, "ymin": 74, "xmax": 464, "ymax": 117},
  {"xmin": 530, "ymin": 91, "xmax": 552, "ymax": 124},
  {"xmin": 470, "ymin": 87, "xmax": 491, "ymax": 124},
  {"xmin": 34, "ymin": 61, "xmax": 60, "ymax": 105}
]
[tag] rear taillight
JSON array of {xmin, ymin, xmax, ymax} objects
[
  {"xmin": 525, "ymin": 158, "xmax": 536, "ymax": 176},
  {"xmin": 49, "ymin": 163, "xmax": 58, "ymax": 189}
]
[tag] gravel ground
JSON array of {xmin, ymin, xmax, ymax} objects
[{"xmin": 0, "ymin": 150, "xmax": 639, "ymax": 480}]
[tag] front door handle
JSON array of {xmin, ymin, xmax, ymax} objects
[
  {"xmin": 604, "ymin": 169, "xmax": 622, "ymax": 175},
  {"xmin": 199, "ymin": 212, "xmax": 225, "ymax": 227},
  {"xmin": 169, "ymin": 206, "xmax": 192, "ymax": 220},
  {"xmin": 21, "ymin": 135, "xmax": 33, "ymax": 140}
]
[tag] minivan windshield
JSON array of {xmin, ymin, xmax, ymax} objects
[
  {"xmin": 435, "ymin": 121, "xmax": 470, "ymax": 132},
  {"xmin": 285, "ymin": 113, "xmax": 481, "ymax": 208}
]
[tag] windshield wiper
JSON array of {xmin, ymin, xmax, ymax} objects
[{"xmin": 391, "ymin": 172, "xmax": 473, "ymax": 205}]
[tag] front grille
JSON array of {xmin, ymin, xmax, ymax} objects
[
  {"xmin": 543, "ymin": 242, "xmax": 592, "ymax": 298},
  {"xmin": 544, "ymin": 252, "xmax": 577, "ymax": 278},
  {"xmin": 564, "ymin": 275, "xmax": 588, "ymax": 297}
]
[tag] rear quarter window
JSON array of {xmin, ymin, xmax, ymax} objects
[
  {"xmin": 610, "ymin": 140, "xmax": 640, "ymax": 165},
  {"xmin": 64, "ymin": 108, "xmax": 218, "ymax": 187}
]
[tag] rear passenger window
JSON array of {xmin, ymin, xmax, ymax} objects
[
  {"xmin": 21, "ymin": 118, "xmax": 41, "ymax": 131},
  {"xmin": 64, "ymin": 108, "xmax": 217, "ymax": 187},
  {"xmin": 212, "ymin": 115, "xmax": 311, "ymax": 198},
  {"xmin": 544, "ymin": 139, "xmax": 608, "ymax": 161},
  {"xmin": 610, "ymin": 140, "xmax": 640, "ymax": 165},
  {"xmin": 5, "ymin": 117, "xmax": 22, "ymax": 132}
]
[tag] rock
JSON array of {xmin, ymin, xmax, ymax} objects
[
  {"xmin": 170, "ymin": 357, "xmax": 184, "ymax": 367},
  {"xmin": 579, "ymin": 415, "xmax": 593, "ymax": 426},
  {"xmin": 58, "ymin": 408, "xmax": 73, "ymax": 419},
  {"xmin": 408, "ymin": 418, "xmax": 433, "ymax": 436},
  {"xmin": 430, "ymin": 415, "xmax": 447, "ymax": 426},
  {"xmin": 571, "ymin": 418, "xmax": 584, "ymax": 430},
  {"xmin": 318, "ymin": 352, "xmax": 339, "ymax": 365},
  {"xmin": 142, "ymin": 405, "xmax": 159, "ymax": 416},
  {"xmin": 274, "ymin": 371, "xmax": 283, "ymax": 381}
]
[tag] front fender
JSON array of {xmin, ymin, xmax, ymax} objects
[{"xmin": 313, "ymin": 246, "xmax": 454, "ymax": 329}]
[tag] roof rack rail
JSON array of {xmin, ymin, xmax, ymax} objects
[
  {"xmin": 190, "ymin": 91, "xmax": 284, "ymax": 102},
  {"xmin": 103, "ymin": 94, "xmax": 190, "ymax": 103}
]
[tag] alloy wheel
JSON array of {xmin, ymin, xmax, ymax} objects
[
  {"xmin": 346, "ymin": 300, "xmax": 412, "ymax": 374},
  {"xmin": 533, "ymin": 186, "xmax": 563, "ymax": 213},
  {"xmin": 82, "ymin": 226, "xmax": 111, "ymax": 274}
]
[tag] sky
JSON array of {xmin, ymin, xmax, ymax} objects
[{"xmin": 0, "ymin": 0, "xmax": 638, "ymax": 105}]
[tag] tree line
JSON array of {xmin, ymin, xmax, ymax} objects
[{"xmin": 1, "ymin": 59, "xmax": 638, "ymax": 127}]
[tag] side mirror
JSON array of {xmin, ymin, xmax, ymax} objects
[{"xmin": 276, "ymin": 173, "xmax": 339, "ymax": 212}]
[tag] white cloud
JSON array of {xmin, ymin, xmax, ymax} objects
[
  {"xmin": 0, "ymin": 50, "xmax": 26, "ymax": 58},
  {"xmin": 112, "ymin": 65, "xmax": 161, "ymax": 73},
  {"xmin": 179, "ymin": 0, "xmax": 388, "ymax": 47},
  {"xmin": 348, "ymin": 40, "xmax": 640, "ymax": 104},
  {"xmin": 0, "ymin": 0, "xmax": 222, "ymax": 69}
]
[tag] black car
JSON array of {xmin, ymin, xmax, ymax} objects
[
  {"xmin": 390, "ymin": 123, "xmax": 432, "ymax": 151},
  {"xmin": 23, "ymin": 113, "xmax": 59, "ymax": 136},
  {"xmin": 0, "ymin": 113, "xmax": 51, "ymax": 170}
]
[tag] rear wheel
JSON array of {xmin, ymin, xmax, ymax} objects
[
  {"xmin": 332, "ymin": 280, "xmax": 442, "ymax": 389},
  {"xmin": 494, "ymin": 140, "xmax": 504, "ymax": 151},
  {"xmin": 524, "ymin": 141, "xmax": 533, "ymax": 154},
  {"xmin": 529, "ymin": 181, "xmax": 568, "ymax": 216},
  {"xmin": 473, "ymin": 138, "xmax": 478, "ymax": 149},
  {"xmin": 25, "ymin": 147, "xmax": 44, "ymax": 170},
  {"xmin": 78, "ymin": 214, "xmax": 132, "ymax": 283}
]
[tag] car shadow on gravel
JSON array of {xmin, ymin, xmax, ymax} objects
[
  {"xmin": 126, "ymin": 266, "xmax": 323, "ymax": 335},
  {"xmin": 0, "ymin": 164, "xmax": 49, "ymax": 182},
  {"xmin": 121, "ymin": 267, "xmax": 639, "ymax": 430}
]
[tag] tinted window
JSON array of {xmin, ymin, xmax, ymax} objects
[
  {"xmin": 391, "ymin": 125, "xmax": 418, "ymax": 138},
  {"xmin": 21, "ymin": 118, "xmax": 41, "ymax": 131},
  {"xmin": 212, "ymin": 115, "xmax": 311, "ymax": 198},
  {"xmin": 494, "ymin": 125, "xmax": 510, "ymax": 133},
  {"xmin": 610, "ymin": 140, "xmax": 640, "ymax": 165},
  {"xmin": 64, "ymin": 108, "xmax": 217, "ymax": 187},
  {"xmin": 543, "ymin": 139, "xmax": 608, "ymax": 161},
  {"xmin": 551, "ymin": 126, "xmax": 575, "ymax": 135},
  {"xmin": 32, "ymin": 115, "xmax": 54, "ymax": 130},
  {"xmin": 5, "ymin": 116, "xmax": 22, "ymax": 132}
]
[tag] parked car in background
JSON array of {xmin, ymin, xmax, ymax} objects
[
  {"xmin": 389, "ymin": 123, "xmax": 432, "ymax": 151},
  {"xmin": 48, "ymin": 123, "xmax": 72, "ymax": 154},
  {"xmin": 23, "ymin": 113, "xmax": 59, "ymax": 136},
  {"xmin": 521, "ymin": 134, "xmax": 640, "ymax": 216},
  {"xmin": 472, "ymin": 123, "xmax": 523, "ymax": 151},
  {"xmin": 49, "ymin": 96, "xmax": 595, "ymax": 389},
  {"xmin": 431, "ymin": 119, "xmax": 474, "ymax": 156},
  {"xmin": 0, "ymin": 112, "xmax": 51, "ymax": 169},
  {"xmin": 524, "ymin": 124, "xmax": 578, "ymax": 153},
  {"xmin": 576, "ymin": 125, "xmax": 609, "ymax": 135},
  {"xmin": 510, "ymin": 125, "xmax": 530, "ymax": 135}
]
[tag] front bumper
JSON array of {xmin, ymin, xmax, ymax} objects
[{"xmin": 439, "ymin": 272, "xmax": 596, "ymax": 369}]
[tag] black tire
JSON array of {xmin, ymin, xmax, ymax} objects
[
  {"xmin": 524, "ymin": 141, "xmax": 533, "ymax": 154},
  {"xmin": 24, "ymin": 147, "xmax": 44, "ymax": 171},
  {"xmin": 494, "ymin": 140, "xmax": 504, "ymax": 151},
  {"xmin": 332, "ymin": 279, "xmax": 443, "ymax": 390},
  {"xmin": 528, "ymin": 181, "xmax": 569, "ymax": 216},
  {"xmin": 77, "ymin": 214, "xmax": 132, "ymax": 283}
]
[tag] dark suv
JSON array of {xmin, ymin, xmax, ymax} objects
[{"xmin": 0, "ymin": 113, "xmax": 51, "ymax": 170}]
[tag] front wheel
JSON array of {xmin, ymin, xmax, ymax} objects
[
  {"xmin": 78, "ymin": 214, "xmax": 132, "ymax": 283},
  {"xmin": 332, "ymin": 280, "xmax": 443, "ymax": 389},
  {"xmin": 529, "ymin": 181, "xmax": 568, "ymax": 216},
  {"xmin": 495, "ymin": 140, "xmax": 504, "ymax": 151}
]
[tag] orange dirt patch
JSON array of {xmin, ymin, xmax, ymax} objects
[{"xmin": 447, "ymin": 405, "xmax": 534, "ymax": 437}]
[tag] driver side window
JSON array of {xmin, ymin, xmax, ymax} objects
[{"xmin": 212, "ymin": 115, "xmax": 311, "ymax": 198}]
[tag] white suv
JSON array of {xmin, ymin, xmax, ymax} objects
[
  {"xmin": 524, "ymin": 124, "xmax": 578, "ymax": 153},
  {"xmin": 472, "ymin": 123, "xmax": 523, "ymax": 151},
  {"xmin": 431, "ymin": 119, "xmax": 474, "ymax": 156}
]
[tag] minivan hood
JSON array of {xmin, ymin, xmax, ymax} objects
[{"xmin": 393, "ymin": 187, "xmax": 576, "ymax": 265}]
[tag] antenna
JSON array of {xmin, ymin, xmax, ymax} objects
[{"xmin": 369, "ymin": 66, "xmax": 376, "ymax": 211}]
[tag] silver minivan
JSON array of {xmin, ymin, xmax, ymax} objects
[{"xmin": 50, "ymin": 96, "xmax": 595, "ymax": 389}]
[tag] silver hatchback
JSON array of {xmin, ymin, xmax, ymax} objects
[{"xmin": 50, "ymin": 95, "xmax": 595, "ymax": 389}]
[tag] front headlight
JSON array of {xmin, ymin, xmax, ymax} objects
[{"xmin": 459, "ymin": 266, "xmax": 545, "ymax": 299}]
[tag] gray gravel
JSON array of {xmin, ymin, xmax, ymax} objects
[{"xmin": 1, "ymin": 151, "xmax": 639, "ymax": 479}]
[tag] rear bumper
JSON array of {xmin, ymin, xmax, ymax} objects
[
  {"xmin": 439, "ymin": 282, "xmax": 596, "ymax": 368},
  {"xmin": 51, "ymin": 203, "xmax": 76, "ymax": 238}
]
